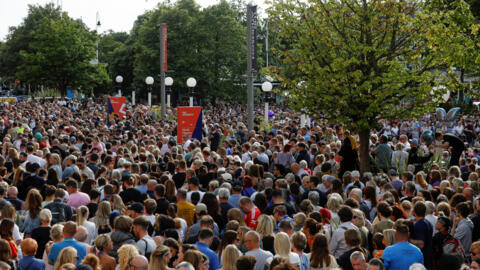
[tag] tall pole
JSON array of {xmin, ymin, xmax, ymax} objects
[
  {"xmin": 266, "ymin": 19, "xmax": 269, "ymax": 68},
  {"xmin": 160, "ymin": 23, "xmax": 166, "ymax": 117},
  {"xmin": 247, "ymin": 5, "xmax": 257, "ymax": 132}
]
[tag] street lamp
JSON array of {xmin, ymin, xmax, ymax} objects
[
  {"xmin": 262, "ymin": 81, "xmax": 273, "ymax": 127},
  {"xmin": 186, "ymin": 77, "xmax": 196, "ymax": 107},
  {"xmin": 115, "ymin": 75, "xmax": 123, "ymax": 96},
  {"xmin": 165, "ymin": 77, "xmax": 173, "ymax": 108},
  {"xmin": 145, "ymin": 76, "xmax": 154, "ymax": 106},
  {"xmin": 130, "ymin": 85, "xmax": 136, "ymax": 106}
]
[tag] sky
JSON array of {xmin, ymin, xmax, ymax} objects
[{"xmin": 0, "ymin": 0, "xmax": 267, "ymax": 41}]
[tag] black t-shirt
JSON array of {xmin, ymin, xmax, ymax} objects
[
  {"xmin": 172, "ymin": 172, "xmax": 186, "ymax": 189},
  {"xmin": 31, "ymin": 226, "xmax": 51, "ymax": 259},
  {"xmin": 263, "ymin": 203, "xmax": 296, "ymax": 216},
  {"xmin": 120, "ymin": 188, "xmax": 145, "ymax": 204},
  {"xmin": 414, "ymin": 219, "xmax": 433, "ymax": 269}
]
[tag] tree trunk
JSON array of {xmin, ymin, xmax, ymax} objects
[{"xmin": 358, "ymin": 129, "xmax": 371, "ymax": 175}]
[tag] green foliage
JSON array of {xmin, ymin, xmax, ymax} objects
[{"xmin": 32, "ymin": 88, "xmax": 61, "ymax": 98}]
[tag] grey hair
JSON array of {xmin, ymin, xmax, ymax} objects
[
  {"xmin": 350, "ymin": 251, "xmax": 365, "ymax": 262},
  {"xmin": 425, "ymin": 201, "xmax": 435, "ymax": 215},
  {"xmin": 39, "ymin": 209, "xmax": 52, "ymax": 223},
  {"xmin": 299, "ymin": 160, "xmax": 308, "ymax": 169},
  {"xmin": 285, "ymin": 173, "xmax": 296, "ymax": 182},
  {"xmin": 74, "ymin": 225, "xmax": 88, "ymax": 242},
  {"xmin": 308, "ymin": 191, "xmax": 320, "ymax": 206},
  {"xmin": 409, "ymin": 263, "xmax": 426, "ymax": 270},
  {"xmin": 176, "ymin": 262, "xmax": 195, "ymax": 270},
  {"xmin": 218, "ymin": 188, "xmax": 230, "ymax": 200}
]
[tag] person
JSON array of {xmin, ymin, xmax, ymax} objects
[
  {"xmin": 176, "ymin": 189, "xmax": 195, "ymax": 228},
  {"xmin": 471, "ymin": 241, "xmax": 480, "ymax": 261},
  {"xmin": 149, "ymin": 245, "xmax": 171, "ymax": 270},
  {"xmin": 32, "ymin": 209, "xmax": 52, "ymax": 259},
  {"xmin": 19, "ymin": 238, "xmax": 46, "ymax": 270},
  {"xmin": 330, "ymin": 206, "xmax": 358, "ymax": 258},
  {"xmin": 273, "ymin": 205, "xmax": 293, "ymax": 233},
  {"xmin": 290, "ymin": 232, "xmax": 309, "ymax": 270},
  {"xmin": 195, "ymin": 229, "xmax": 220, "ymax": 270},
  {"xmin": 244, "ymin": 231, "xmax": 273, "ymax": 270},
  {"xmin": 471, "ymin": 258, "xmax": 480, "ymax": 270},
  {"xmin": 308, "ymin": 233, "xmax": 338, "ymax": 270},
  {"xmin": 220, "ymin": 244, "xmax": 241, "ymax": 270},
  {"xmin": 238, "ymin": 197, "xmax": 261, "ymax": 230},
  {"xmin": 65, "ymin": 180, "xmax": 90, "ymax": 211},
  {"xmin": 21, "ymin": 189, "xmax": 43, "ymax": 236},
  {"xmin": 367, "ymin": 258, "xmax": 385, "ymax": 270},
  {"xmin": 338, "ymin": 229, "xmax": 369, "ymax": 270},
  {"xmin": 452, "ymin": 202, "xmax": 473, "ymax": 258},
  {"xmin": 176, "ymin": 262, "xmax": 195, "ymax": 270},
  {"xmin": 44, "ymin": 224, "xmax": 64, "ymax": 270},
  {"xmin": 236, "ymin": 255, "xmax": 257, "ymax": 270},
  {"xmin": 183, "ymin": 250, "xmax": 205, "ymax": 270},
  {"xmin": 44, "ymin": 189, "xmax": 73, "ymax": 225},
  {"xmin": 93, "ymin": 235, "xmax": 116, "ymax": 270},
  {"xmin": 411, "ymin": 201, "xmax": 433, "ymax": 269},
  {"xmin": 266, "ymin": 232, "xmax": 300, "ymax": 267},
  {"xmin": 382, "ymin": 223, "xmax": 423, "ymax": 270},
  {"xmin": 53, "ymin": 247, "xmax": 77, "ymax": 270},
  {"xmin": 80, "ymin": 254, "xmax": 101, "ymax": 270},
  {"xmin": 133, "ymin": 216, "xmax": 157, "ymax": 258},
  {"xmin": 0, "ymin": 219, "xmax": 17, "ymax": 261},
  {"xmin": 117, "ymin": 244, "xmax": 139, "ymax": 270},
  {"xmin": 350, "ymin": 251, "xmax": 368, "ymax": 270},
  {"xmin": 110, "ymin": 216, "xmax": 135, "ymax": 257},
  {"xmin": 373, "ymin": 135, "xmax": 393, "ymax": 173},
  {"xmin": 48, "ymin": 221, "xmax": 87, "ymax": 266},
  {"xmin": 76, "ymin": 206, "xmax": 96, "ymax": 245}
]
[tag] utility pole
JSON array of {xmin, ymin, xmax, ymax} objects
[
  {"xmin": 159, "ymin": 23, "xmax": 167, "ymax": 117},
  {"xmin": 247, "ymin": 4, "xmax": 257, "ymax": 131}
]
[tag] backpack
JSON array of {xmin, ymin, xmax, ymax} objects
[
  {"xmin": 50, "ymin": 203, "xmax": 66, "ymax": 225},
  {"xmin": 442, "ymin": 234, "xmax": 465, "ymax": 260},
  {"xmin": 142, "ymin": 239, "xmax": 153, "ymax": 260}
]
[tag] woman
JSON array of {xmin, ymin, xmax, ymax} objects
[
  {"xmin": 93, "ymin": 235, "xmax": 116, "ymax": 270},
  {"xmin": 94, "ymin": 201, "xmax": 112, "ymax": 234},
  {"xmin": 337, "ymin": 229, "xmax": 369, "ymax": 270},
  {"xmin": 351, "ymin": 209, "xmax": 369, "ymax": 249},
  {"xmin": 471, "ymin": 258, "xmax": 480, "ymax": 270},
  {"xmin": 81, "ymin": 254, "xmax": 101, "ymax": 270},
  {"xmin": 201, "ymin": 193, "xmax": 225, "ymax": 231},
  {"xmin": 117, "ymin": 244, "xmax": 138, "ymax": 270},
  {"xmin": 217, "ymin": 230, "xmax": 238, "ymax": 263},
  {"xmin": 1, "ymin": 204, "xmax": 22, "ymax": 246},
  {"xmin": 48, "ymin": 153, "xmax": 63, "ymax": 181},
  {"xmin": 163, "ymin": 238, "xmax": 180, "ymax": 268},
  {"xmin": 227, "ymin": 208, "xmax": 246, "ymax": 227},
  {"xmin": 256, "ymin": 215, "xmax": 275, "ymax": 255},
  {"xmin": 110, "ymin": 216, "xmax": 135, "ymax": 258},
  {"xmin": 148, "ymin": 245, "xmax": 171, "ymax": 270},
  {"xmin": 275, "ymin": 145, "xmax": 295, "ymax": 168},
  {"xmin": 183, "ymin": 250, "xmax": 204, "ymax": 270},
  {"xmin": 0, "ymin": 220, "xmax": 17, "ymax": 260},
  {"xmin": 44, "ymin": 224, "xmax": 64, "ymax": 270},
  {"xmin": 110, "ymin": 195, "xmax": 125, "ymax": 215},
  {"xmin": 221, "ymin": 244, "xmax": 241, "ymax": 270},
  {"xmin": 303, "ymin": 218, "xmax": 323, "ymax": 252},
  {"xmin": 415, "ymin": 172, "xmax": 432, "ymax": 192},
  {"xmin": 53, "ymin": 247, "xmax": 77, "ymax": 270},
  {"xmin": 307, "ymin": 233, "xmax": 338, "ymax": 270},
  {"xmin": 266, "ymin": 232, "xmax": 300, "ymax": 267},
  {"xmin": 0, "ymin": 239, "xmax": 16, "ymax": 270},
  {"xmin": 76, "ymin": 206, "xmax": 97, "ymax": 244},
  {"xmin": 19, "ymin": 238, "xmax": 45, "ymax": 270},
  {"xmin": 164, "ymin": 179, "xmax": 177, "ymax": 202},
  {"xmin": 21, "ymin": 189, "xmax": 43, "ymax": 236},
  {"xmin": 363, "ymin": 186, "xmax": 377, "ymax": 222},
  {"xmin": 326, "ymin": 194, "xmax": 343, "ymax": 228}
]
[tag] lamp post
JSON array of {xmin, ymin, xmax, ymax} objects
[
  {"xmin": 165, "ymin": 77, "xmax": 173, "ymax": 108},
  {"xmin": 186, "ymin": 77, "xmax": 196, "ymax": 107},
  {"xmin": 145, "ymin": 76, "xmax": 154, "ymax": 106},
  {"xmin": 262, "ymin": 81, "xmax": 273, "ymax": 127},
  {"xmin": 115, "ymin": 75, "xmax": 123, "ymax": 96},
  {"xmin": 131, "ymin": 86, "xmax": 136, "ymax": 106}
]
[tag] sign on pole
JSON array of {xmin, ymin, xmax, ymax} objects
[
  {"xmin": 177, "ymin": 106, "xmax": 202, "ymax": 144},
  {"xmin": 248, "ymin": 5, "xmax": 258, "ymax": 71},
  {"xmin": 247, "ymin": 4, "xmax": 257, "ymax": 131},
  {"xmin": 107, "ymin": 96, "xmax": 126, "ymax": 126}
]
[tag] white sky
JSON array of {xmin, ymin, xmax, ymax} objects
[{"xmin": 0, "ymin": 0, "xmax": 267, "ymax": 41}]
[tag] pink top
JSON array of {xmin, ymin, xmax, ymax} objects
[{"xmin": 67, "ymin": 192, "xmax": 90, "ymax": 211}]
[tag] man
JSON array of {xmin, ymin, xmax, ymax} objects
[
  {"xmin": 273, "ymin": 205, "xmax": 293, "ymax": 233},
  {"xmin": 348, "ymin": 188, "xmax": 370, "ymax": 219},
  {"xmin": 128, "ymin": 255, "xmax": 148, "ymax": 270},
  {"xmin": 367, "ymin": 258, "xmax": 385, "ymax": 270},
  {"xmin": 400, "ymin": 181, "xmax": 416, "ymax": 202},
  {"xmin": 471, "ymin": 197, "xmax": 480, "ymax": 242},
  {"xmin": 187, "ymin": 204, "xmax": 220, "ymax": 238},
  {"xmin": 263, "ymin": 189, "xmax": 296, "ymax": 216},
  {"xmin": 218, "ymin": 188, "xmax": 234, "ymax": 221},
  {"xmin": 432, "ymin": 216, "xmax": 465, "ymax": 267},
  {"xmin": 127, "ymin": 202, "xmax": 144, "ymax": 219},
  {"xmin": 350, "ymin": 251, "xmax": 368, "ymax": 270},
  {"xmin": 19, "ymin": 163, "xmax": 46, "ymax": 200},
  {"xmin": 411, "ymin": 201, "xmax": 433, "ymax": 270},
  {"xmin": 302, "ymin": 175, "xmax": 327, "ymax": 207},
  {"xmin": 74, "ymin": 226, "xmax": 91, "ymax": 252},
  {"xmin": 119, "ymin": 176, "xmax": 145, "ymax": 204},
  {"xmin": 345, "ymin": 171, "xmax": 365, "ymax": 192},
  {"xmin": 175, "ymin": 262, "xmax": 195, "ymax": 270},
  {"xmin": 388, "ymin": 169, "xmax": 403, "ymax": 193},
  {"xmin": 228, "ymin": 180, "xmax": 243, "ymax": 209},
  {"xmin": 373, "ymin": 135, "xmax": 392, "ymax": 173},
  {"xmin": 62, "ymin": 155, "xmax": 80, "ymax": 181},
  {"xmin": 77, "ymin": 157, "xmax": 94, "ymax": 180},
  {"xmin": 407, "ymin": 139, "xmax": 433, "ymax": 173},
  {"xmin": 244, "ymin": 231, "xmax": 273, "ymax": 270},
  {"xmin": 45, "ymin": 189, "xmax": 73, "ymax": 224},
  {"xmin": 239, "ymin": 197, "xmax": 261, "ymax": 230},
  {"xmin": 186, "ymin": 215, "xmax": 220, "ymax": 250},
  {"xmin": 330, "ymin": 206, "xmax": 359, "ymax": 258},
  {"xmin": 195, "ymin": 229, "xmax": 220, "ymax": 270},
  {"xmin": 452, "ymin": 202, "xmax": 474, "ymax": 258},
  {"xmin": 176, "ymin": 189, "xmax": 195, "ymax": 227},
  {"xmin": 236, "ymin": 255, "xmax": 257, "ymax": 270},
  {"xmin": 6, "ymin": 186, "xmax": 23, "ymax": 211},
  {"xmin": 382, "ymin": 223, "xmax": 423, "ymax": 270},
  {"xmin": 173, "ymin": 160, "xmax": 187, "ymax": 189},
  {"xmin": 66, "ymin": 179, "xmax": 90, "ymax": 211},
  {"xmin": 135, "ymin": 175, "xmax": 149, "ymax": 195},
  {"xmin": 186, "ymin": 177, "xmax": 205, "ymax": 203},
  {"xmin": 154, "ymin": 184, "xmax": 169, "ymax": 215},
  {"xmin": 26, "ymin": 144, "xmax": 47, "ymax": 168},
  {"xmin": 48, "ymin": 221, "xmax": 87, "ymax": 266},
  {"xmin": 133, "ymin": 216, "xmax": 156, "ymax": 258},
  {"xmin": 425, "ymin": 201, "xmax": 438, "ymax": 236}
]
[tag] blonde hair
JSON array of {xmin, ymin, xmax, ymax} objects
[
  {"xmin": 76, "ymin": 206, "xmax": 89, "ymax": 226},
  {"xmin": 293, "ymin": 212, "xmax": 307, "ymax": 228},
  {"xmin": 327, "ymin": 193, "xmax": 343, "ymax": 213},
  {"xmin": 383, "ymin": 229, "xmax": 396, "ymax": 246},
  {"xmin": 148, "ymin": 245, "xmax": 170, "ymax": 270},
  {"xmin": 94, "ymin": 235, "xmax": 111, "ymax": 252},
  {"xmin": 111, "ymin": 194, "xmax": 125, "ymax": 214},
  {"xmin": 222, "ymin": 244, "xmax": 241, "ymax": 270},
  {"xmin": 81, "ymin": 254, "xmax": 101, "ymax": 270},
  {"xmin": 94, "ymin": 201, "xmax": 111, "ymax": 229},
  {"xmin": 256, "ymin": 215, "xmax": 274, "ymax": 237},
  {"xmin": 59, "ymin": 264, "xmax": 76, "ymax": 270},
  {"xmin": 117, "ymin": 244, "xmax": 139, "ymax": 270},
  {"xmin": 415, "ymin": 172, "xmax": 428, "ymax": 190},
  {"xmin": 50, "ymin": 224, "xmax": 64, "ymax": 242},
  {"xmin": 227, "ymin": 208, "xmax": 246, "ymax": 226},
  {"xmin": 274, "ymin": 232, "xmax": 291, "ymax": 258},
  {"xmin": 53, "ymin": 247, "xmax": 77, "ymax": 270}
]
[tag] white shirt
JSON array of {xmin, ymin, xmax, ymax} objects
[
  {"xmin": 27, "ymin": 154, "xmax": 47, "ymax": 168},
  {"xmin": 187, "ymin": 190, "xmax": 205, "ymax": 203}
]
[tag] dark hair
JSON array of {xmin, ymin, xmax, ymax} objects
[
  {"xmin": 217, "ymin": 230, "xmax": 238, "ymax": 259},
  {"xmin": 303, "ymin": 218, "xmax": 322, "ymax": 235},
  {"xmin": 413, "ymin": 201, "xmax": 426, "ymax": 217},
  {"xmin": 338, "ymin": 206, "xmax": 353, "ymax": 223},
  {"xmin": 310, "ymin": 233, "xmax": 332, "ymax": 268},
  {"xmin": 198, "ymin": 229, "xmax": 214, "ymax": 240},
  {"xmin": 456, "ymin": 202, "xmax": 470, "ymax": 218},
  {"xmin": 364, "ymin": 186, "xmax": 377, "ymax": 207},
  {"xmin": 372, "ymin": 233, "xmax": 385, "ymax": 250},
  {"xmin": 377, "ymin": 202, "xmax": 392, "ymax": 218},
  {"xmin": 201, "ymin": 193, "xmax": 220, "ymax": 218},
  {"xmin": 236, "ymin": 255, "xmax": 257, "ymax": 270}
]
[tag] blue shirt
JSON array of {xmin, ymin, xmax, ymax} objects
[
  {"xmin": 20, "ymin": 256, "xmax": 45, "ymax": 270},
  {"xmin": 382, "ymin": 242, "xmax": 423, "ymax": 270},
  {"xmin": 228, "ymin": 194, "xmax": 242, "ymax": 209},
  {"xmin": 276, "ymin": 215, "xmax": 294, "ymax": 232},
  {"xmin": 195, "ymin": 241, "xmax": 220, "ymax": 270},
  {"xmin": 48, "ymin": 238, "xmax": 87, "ymax": 266}
]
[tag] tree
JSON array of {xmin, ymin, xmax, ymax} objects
[
  {"xmin": 17, "ymin": 12, "xmax": 109, "ymax": 95},
  {"xmin": 266, "ymin": 0, "xmax": 476, "ymax": 172}
]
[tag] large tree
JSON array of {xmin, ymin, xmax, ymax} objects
[{"xmin": 267, "ymin": 0, "xmax": 476, "ymax": 172}]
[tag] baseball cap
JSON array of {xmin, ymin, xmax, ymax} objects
[
  {"xmin": 127, "ymin": 202, "xmax": 144, "ymax": 214},
  {"xmin": 409, "ymin": 139, "xmax": 418, "ymax": 145},
  {"xmin": 221, "ymin": 173, "xmax": 232, "ymax": 181},
  {"xmin": 232, "ymin": 180, "xmax": 243, "ymax": 190},
  {"xmin": 437, "ymin": 216, "xmax": 451, "ymax": 229},
  {"xmin": 388, "ymin": 169, "xmax": 398, "ymax": 176},
  {"xmin": 195, "ymin": 203, "xmax": 207, "ymax": 214}
]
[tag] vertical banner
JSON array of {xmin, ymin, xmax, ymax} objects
[
  {"xmin": 177, "ymin": 106, "xmax": 202, "ymax": 144},
  {"xmin": 162, "ymin": 24, "xmax": 167, "ymax": 71},
  {"xmin": 248, "ymin": 5, "xmax": 258, "ymax": 71},
  {"xmin": 107, "ymin": 96, "xmax": 126, "ymax": 126}
]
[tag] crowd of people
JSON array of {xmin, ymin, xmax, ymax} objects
[{"xmin": 0, "ymin": 98, "xmax": 478, "ymax": 270}]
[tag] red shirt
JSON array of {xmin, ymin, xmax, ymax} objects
[{"xmin": 244, "ymin": 206, "xmax": 261, "ymax": 230}]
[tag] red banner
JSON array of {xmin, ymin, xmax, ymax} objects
[
  {"xmin": 177, "ymin": 107, "xmax": 202, "ymax": 144},
  {"xmin": 107, "ymin": 96, "xmax": 126, "ymax": 125}
]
